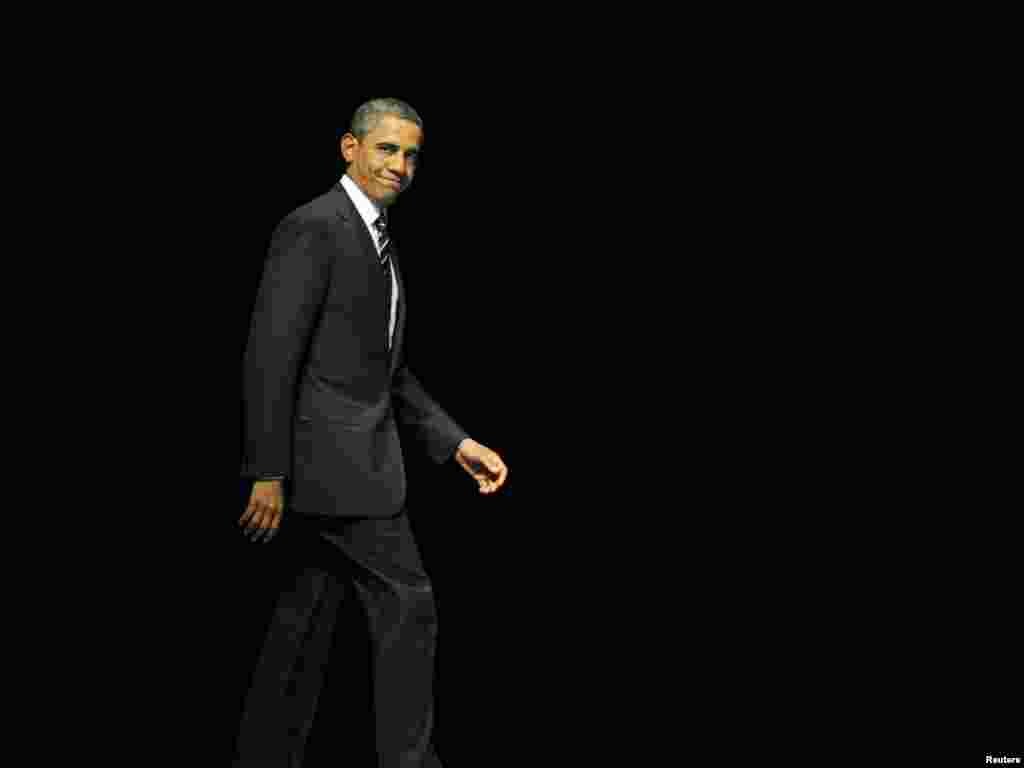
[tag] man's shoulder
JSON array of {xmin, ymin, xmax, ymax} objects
[{"xmin": 278, "ymin": 186, "xmax": 347, "ymax": 229}]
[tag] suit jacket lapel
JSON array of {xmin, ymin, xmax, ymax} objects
[
  {"xmin": 328, "ymin": 184, "xmax": 379, "ymax": 269},
  {"xmin": 329, "ymin": 184, "xmax": 404, "ymax": 372},
  {"xmin": 389, "ymin": 245, "xmax": 406, "ymax": 375}
]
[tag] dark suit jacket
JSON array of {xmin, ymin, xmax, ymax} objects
[{"xmin": 241, "ymin": 183, "xmax": 469, "ymax": 518}]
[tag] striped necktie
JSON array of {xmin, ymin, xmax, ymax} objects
[
  {"xmin": 373, "ymin": 212, "xmax": 393, "ymax": 349},
  {"xmin": 373, "ymin": 211, "xmax": 392, "ymax": 268}
]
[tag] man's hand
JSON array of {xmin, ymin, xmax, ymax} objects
[
  {"xmin": 239, "ymin": 480, "xmax": 284, "ymax": 543},
  {"xmin": 455, "ymin": 438, "xmax": 509, "ymax": 495}
]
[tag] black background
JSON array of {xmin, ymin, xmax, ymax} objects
[
  {"xmin": 59, "ymin": 81, "xmax": 1021, "ymax": 763},
  {"xmin": 130, "ymin": 92, "xmax": 655, "ymax": 764}
]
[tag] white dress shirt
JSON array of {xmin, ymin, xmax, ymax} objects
[{"xmin": 340, "ymin": 174, "xmax": 399, "ymax": 348}]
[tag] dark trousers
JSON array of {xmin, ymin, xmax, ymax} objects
[{"xmin": 234, "ymin": 510, "xmax": 443, "ymax": 768}]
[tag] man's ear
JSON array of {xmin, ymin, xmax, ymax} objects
[{"xmin": 340, "ymin": 133, "xmax": 358, "ymax": 164}]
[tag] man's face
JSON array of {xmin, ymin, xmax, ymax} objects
[{"xmin": 341, "ymin": 114, "xmax": 422, "ymax": 207}]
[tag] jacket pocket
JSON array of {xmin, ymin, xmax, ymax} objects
[{"xmin": 296, "ymin": 383, "xmax": 390, "ymax": 431}]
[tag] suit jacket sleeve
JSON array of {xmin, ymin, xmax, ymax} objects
[
  {"xmin": 240, "ymin": 215, "xmax": 330, "ymax": 479},
  {"xmin": 391, "ymin": 362, "xmax": 470, "ymax": 466}
]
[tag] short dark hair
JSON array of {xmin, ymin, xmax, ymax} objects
[{"xmin": 350, "ymin": 97, "xmax": 423, "ymax": 139}]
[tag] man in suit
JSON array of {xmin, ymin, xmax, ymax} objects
[{"xmin": 234, "ymin": 97, "xmax": 508, "ymax": 767}]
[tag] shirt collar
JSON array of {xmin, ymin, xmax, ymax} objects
[{"xmin": 340, "ymin": 174, "xmax": 384, "ymax": 231}]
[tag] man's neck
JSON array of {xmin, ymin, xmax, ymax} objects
[{"xmin": 341, "ymin": 173, "xmax": 384, "ymax": 222}]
